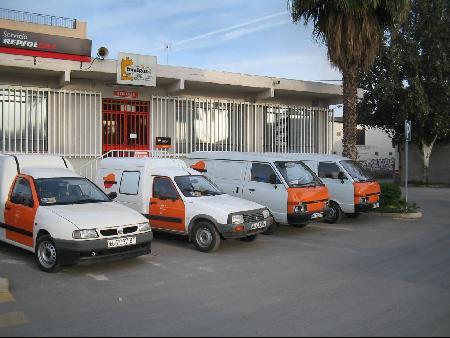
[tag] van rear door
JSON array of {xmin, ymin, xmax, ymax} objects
[{"xmin": 211, "ymin": 160, "xmax": 246, "ymax": 198}]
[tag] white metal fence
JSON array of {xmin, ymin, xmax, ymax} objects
[
  {"xmin": 151, "ymin": 97, "xmax": 333, "ymax": 155},
  {"xmin": 0, "ymin": 86, "xmax": 102, "ymax": 157}
]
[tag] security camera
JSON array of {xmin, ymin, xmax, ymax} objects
[{"xmin": 97, "ymin": 47, "xmax": 109, "ymax": 60}]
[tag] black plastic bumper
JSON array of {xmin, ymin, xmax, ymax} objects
[
  {"xmin": 355, "ymin": 203, "xmax": 380, "ymax": 213},
  {"xmin": 287, "ymin": 209, "xmax": 329, "ymax": 225},
  {"xmin": 219, "ymin": 217, "xmax": 274, "ymax": 239},
  {"xmin": 54, "ymin": 231, "xmax": 153, "ymax": 266}
]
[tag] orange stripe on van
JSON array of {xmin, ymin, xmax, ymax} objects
[
  {"xmin": 103, "ymin": 173, "xmax": 117, "ymax": 189},
  {"xmin": 287, "ymin": 186, "xmax": 329, "ymax": 214},
  {"xmin": 354, "ymin": 182, "xmax": 381, "ymax": 205}
]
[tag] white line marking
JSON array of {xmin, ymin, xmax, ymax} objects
[
  {"xmin": 86, "ymin": 274, "xmax": 109, "ymax": 281},
  {"xmin": 311, "ymin": 225, "xmax": 354, "ymax": 232}
]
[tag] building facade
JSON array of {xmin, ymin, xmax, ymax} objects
[{"xmin": 0, "ymin": 9, "xmax": 344, "ymax": 178}]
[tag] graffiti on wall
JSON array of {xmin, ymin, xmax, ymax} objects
[{"xmin": 361, "ymin": 158, "xmax": 395, "ymax": 172}]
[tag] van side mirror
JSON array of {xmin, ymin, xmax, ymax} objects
[
  {"xmin": 269, "ymin": 174, "xmax": 279, "ymax": 185},
  {"xmin": 108, "ymin": 192, "xmax": 118, "ymax": 200}
]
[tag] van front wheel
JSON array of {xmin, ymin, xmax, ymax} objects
[
  {"xmin": 193, "ymin": 221, "xmax": 221, "ymax": 253},
  {"xmin": 35, "ymin": 235, "xmax": 61, "ymax": 273},
  {"xmin": 325, "ymin": 202, "xmax": 343, "ymax": 224}
]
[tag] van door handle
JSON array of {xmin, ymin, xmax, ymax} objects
[
  {"xmin": 5, "ymin": 206, "xmax": 11, "ymax": 210},
  {"xmin": 150, "ymin": 202, "xmax": 158, "ymax": 205},
  {"xmin": 249, "ymin": 189, "xmax": 256, "ymax": 192},
  {"xmin": 235, "ymin": 187, "xmax": 239, "ymax": 194}
]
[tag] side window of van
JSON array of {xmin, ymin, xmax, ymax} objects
[
  {"xmin": 11, "ymin": 178, "xmax": 33, "ymax": 207},
  {"xmin": 153, "ymin": 177, "xmax": 180, "ymax": 199},
  {"xmin": 318, "ymin": 162, "xmax": 341, "ymax": 180},
  {"xmin": 251, "ymin": 163, "xmax": 281, "ymax": 184},
  {"xmin": 214, "ymin": 161, "xmax": 245, "ymax": 181},
  {"xmin": 119, "ymin": 171, "xmax": 141, "ymax": 195}
]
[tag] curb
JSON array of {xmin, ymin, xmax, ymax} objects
[
  {"xmin": 373, "ymin": 212, "xmax": 423, "ymax": 220},
  {"xmin": 0, "ymin": 278, "xmax": 9, "ymax": 294}
]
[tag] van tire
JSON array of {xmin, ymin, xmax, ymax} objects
[
  {"xmin": 35, "ymin": 235, "xmax": 61, "ymax": 273},
  {"xmin": 240, "ymin": 235, "xmax": 258, "ymax": 242},
  {"xmin": 262, "ymin": 223, "xmax": 277, "ymax": 235},
  {"xmin": 325, "ymin": 202, "xmax": 343, "ymax": 224},
  {"xmin": 293, "ymin": 223, "xmax": 308, "ymax": 228},
  {"xmin": 192, "ymin": 221, "xmax": 221, "ymax": 253}
]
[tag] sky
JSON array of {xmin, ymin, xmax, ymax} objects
[{"xmin": 2, "ymin": 0, "xmax": 342, "ymax": 83}]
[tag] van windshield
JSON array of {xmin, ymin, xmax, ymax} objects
[
  {"xmin": 35, "ymin": 177, "xmax": 110, "ymax": 206},
  {"xmin": 174, "ymin": 175, "xmax": 224, "ymax": 198},
  {"xmin": 274, "ymin": 161, "xmax": 323, "ymax": 188},
  {"xmin": 340, "ymin": 160, "xmax": 374, "ymax": 183}
]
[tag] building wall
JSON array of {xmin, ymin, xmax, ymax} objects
[
  {"xmin": 0, "ymin": 18, "xmax": 87, "ymax": 39},
  {"xmin": 400, "ymin": 143, "xmax": 450, "ymax": 185}
]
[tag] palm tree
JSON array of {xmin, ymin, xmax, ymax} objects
[{"xmin": 289, "ymin": 0, "xmax": 410, "ymax": 159}]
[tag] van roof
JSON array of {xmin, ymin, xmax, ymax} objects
[
  {"xmin": 189, "ymin": 152, "xmax": 334, "ymax": 163},
  {"xmin": 267, "ymin": 153, "xmax": 350, "ymax": 162},
  {"xmin": 100, "ymin": 157, "xmax": 188, "ymax": 171},
  {"xmin": 0, "ymin": 154, "xmax": 70, "ymax": 172},
  {"xmin": 22, "ymin": 168, "xmax": 81, "ymax": 179}
]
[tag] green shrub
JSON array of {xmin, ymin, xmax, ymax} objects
[{"xmin": 379, "ymin": 183, "xmax": 402, "ymax": 208}]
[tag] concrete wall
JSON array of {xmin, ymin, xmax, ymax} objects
[{"xmin": 400, "ymin": 143, "xmax": 450, "ymax": 185}]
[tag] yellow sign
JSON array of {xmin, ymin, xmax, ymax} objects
[{"xmin": 117, "ymin": 53, "xmax": 157, "ymax": 87}]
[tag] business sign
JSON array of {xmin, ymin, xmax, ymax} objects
[
  {"xmin": 117, "ymin": 53, "xmax": 157, "ymax": 87},
  {"xmin": 113, "ymin": 90, "xmax": 139, "ymax": 99},
  {"xmin": 0, "ymin": 28, "xmax": 92, "ymax": 61},
  {"xmin": 155, "ymin": 137, "xmax": 171, "ymax": 149}
]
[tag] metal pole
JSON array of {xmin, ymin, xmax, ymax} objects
[{"xmin": 405, "ymin": 140, "xmax": 409, "ymax": 207}]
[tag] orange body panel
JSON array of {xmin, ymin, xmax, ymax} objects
[
  {"xmin": 149, "ymin": 197, "xmax": 186, "ymax": 232},
  {"xmin": 4, "ymin": 175, "xmax": 38, "ymax": 248},
  {"xmin": 287, "ymin": 186, "xmax": 330, "ymax": 214},
  {"xmin": 103, "ymin": 173, "xmax": 117, "ymax": 189},
  {"xmin": 354, "ymin": 182, "xmax": 381, "ymax": 205}
]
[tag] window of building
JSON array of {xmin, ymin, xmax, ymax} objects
[
  {"xmin": 318, "ymin": 162, "xmax": 342, "ymax": 180},
  {"xmin": 119, "ymin": 171, "xmax": 141, "ymax": 195},
  {"xmin": 357, "ymin": 130, "xmax": 366, "ymax": 146}
]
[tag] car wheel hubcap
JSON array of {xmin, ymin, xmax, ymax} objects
[
  {"xmin": 328, "ymin": 207, "xmax": 337, "ymax": 220},
  {"xmin": 196, "ymin": 228, "xmax": 213, "ymax": 248},
  {"xmin": 38, "ymin": 241, "xmax": 57, "ymax": 269}
]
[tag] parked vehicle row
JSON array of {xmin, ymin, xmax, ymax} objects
[{"xmin": 0, "ymin": 152, "xmax": 381, "ymax": 273}]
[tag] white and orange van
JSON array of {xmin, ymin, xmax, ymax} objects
[
  {"xmin": 96, "ymin": 157, "xmax": 273, "ymax": 253},
  {"xmin": 186, "ymin": 152, "xmax": 330, "ymax": 233},
  {"xmin": 0, "ymin": 154, "xmax": 153, "ymax": 272},
  {"xmin": 278, "ymin": 153, "xmax": 381, "ymax": 223}
]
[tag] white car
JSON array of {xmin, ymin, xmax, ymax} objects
[
  {"xmin": 96, "ymin": 158, "xmax": 273, "ymax": 253},
  {"xmin": 0, "ymin": 154, "xmax": 153, "ymax": 272}
]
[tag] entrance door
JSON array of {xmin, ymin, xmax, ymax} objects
[
  {"xmin": 4, "ymin": 176, "xmax": 38, "ymax": 248},
  {"xmin": 102, "ymin": 99, "xmax": 150, "ymax": 154},
  {"xmin": 149, "ymin": 177, "xmax": 186, "ymax": 233}
]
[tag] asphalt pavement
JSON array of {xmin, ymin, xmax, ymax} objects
[{"xmin": 0, "ymin": 187, "xmax": 449, "ymax": 337}]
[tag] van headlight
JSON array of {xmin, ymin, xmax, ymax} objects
[
  {"xmin": 294, "ymin": 204, "xmax": 307, "ymax": 214},
  {"xmin": 73, "ymin": 229, "xmax": 99, "ymax": 240},
  {"xmin": 138, "ymin": 222, "xmax": 151, "ymax": 232},
  {"xmin": 262, "ymin": 209, "xmax": 271, "ymax": 219},
  {"xmin": 231, "ymin": 215, "xmax": 244, "ymax": 225}
]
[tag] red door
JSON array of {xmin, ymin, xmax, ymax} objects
[
  {"xmin": 4, "ymin": 175, "xmax": 38, "ymax": 248},
  {"xmin": 102, "ymin": 99, "xmax": 150, "ymax": 154}
]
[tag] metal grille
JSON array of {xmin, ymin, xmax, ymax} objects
[
  {"xmin": 0, "ymin": 8, "xmax": 77, "ymax": 29},
  {"xmin": 243, "ymin": 212, "xmax": 265, "ymax": 224}
]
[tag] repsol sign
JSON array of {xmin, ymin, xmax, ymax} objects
[{"xmin": 1, "ymin": 29, "xmax": 92, "ymax": 57}]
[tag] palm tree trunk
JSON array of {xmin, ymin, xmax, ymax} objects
[{"xmin": 342, "ymin": 70, "xmax": 359, "ymax": 160}]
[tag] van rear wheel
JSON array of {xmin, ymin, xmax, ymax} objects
[
  {"xmin": 193, "ymin": 221, "xmax": 221, "ymax": 253},
  {"xmin": 36, "ymin": 235, "xmax": 61, "ymax": 273}
]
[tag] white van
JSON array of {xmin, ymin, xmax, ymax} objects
[
  {"xmin": 186, "ymin": 152, "xmax": 330, "ymax": 233},
  {"xmin": 278, "ymin": 153, "xmax": 381, "ymax": 223},
  {"xmin": 0, "ymin": 154, "xmax": 153, "ymax": 273},
  {"xmin": 96, "ymin": 158, "xmax": 273, "ymax": 253}
]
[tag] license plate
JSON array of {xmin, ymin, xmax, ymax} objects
[
  {"xmin": 311, "ymin": 212, "xmax": 324, "ymax": 220},
  {"xmin": 250, "ymin": 221, "xmax": 267, "ymax": 230},
  {"xmin": 107, "ymin": 237, "xmax": 136, "ymax": 248}
]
